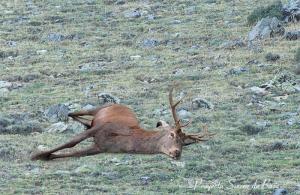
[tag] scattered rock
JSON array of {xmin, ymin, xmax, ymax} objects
[
  {"xmin": 221, "ymin": 39, "xmax": 245, "ymax": 50},
  {"xmin": 98, "ymin": 93, "xmax": 120, "ymax": 104},
  {"xmin": 47, "ymin": 33, "xmax": 64, "ymax": 42},
  {"xmin": 0, "ymin": 81, "xmax": 13, "ymax": 89},
  {"xmin": 124, "ymin": 9, "xmax": 141, "ymax": 18},
  {"xmin": 44, "ymin": 104, "xmax": 69, "ymax": 122},
  {"xmin": 6, "ymin": 41, "xmax": 17, "ymax": 47},
  {"xmin": 115, "ymin": 0, "xmax": 125, "ymax": 5},
  {"xmin": 228, "ymin": 67, "xmax": 248, "ymax": 75},
  {"xmin": 282, "ymin": 0, "xmax": 300, "ymax": 22},
  {"xmin": 36, "ymin": 50, "xmax": 48, "ymax": 55},
  {"xmin": 250, "ymin": 86, "xmax": 268, "ymax": 96},
  {"xmin": 265, "ymin": 53, "xmax": 280, "ymax": 62},
  {"xmin": 256, "ymin": 120, "xmax": 272, "ymax": 129},
  {"xmin": 285, "ymin": 30, "xmax": 300, "ymax": 40},
  {"xmin": 47, "ymin": 122, "xmax": 68, "ymax": 133},
  {"xmin": 248, "ymin": 17, "xmax": 285, "ymax": 42},
  {"xmin": 192, "ymin": 98, "xmax": 214, "ymax": 109},
  {"xmin": 273, "ymin": 188, "xmax": 288, "ymax": 195},
  {"xmin": 142, "ymin": 39, "xmax": 159, "ymax": 48},
  {"xmin": 140, "ymin": 176, "xmax": 151, "ymax": 185}
]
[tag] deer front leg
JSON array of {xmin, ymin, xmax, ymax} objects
[{"xmin": 47, "ymin": 145, "xmax": 102, "ymax": 160}]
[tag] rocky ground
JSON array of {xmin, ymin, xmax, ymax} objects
[{"xmin": 0, "ymin": 0, "xmax": 300, "ymax": 194}]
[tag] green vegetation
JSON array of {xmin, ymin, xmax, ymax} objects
[
  {"xmin": 0, "ymin": 0, "xmax": 299, "ymax": 194},
  {"xmin": 247, "ymin": 1, "xmax": 283, "ymax": 25}
]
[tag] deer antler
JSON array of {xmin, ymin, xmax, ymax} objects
[{"xmin": 169, "ymin": 85, "xmax": 215, "ymax": 145}]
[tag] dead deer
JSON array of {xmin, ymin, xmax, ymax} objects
[{"xmin": 31, "ymin": 87, "xmax": 214, "ymax": 161}]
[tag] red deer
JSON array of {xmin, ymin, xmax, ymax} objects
[{"xmin": 31, "ymin": 87, "xmax": 214, "ymax": 161}]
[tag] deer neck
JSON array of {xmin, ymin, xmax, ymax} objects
[{"xmin": 133, "ymin": 129, "xmax": 165, "ymax": 154}]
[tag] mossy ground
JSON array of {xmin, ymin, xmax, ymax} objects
[{"xmin": 1, "ymin": 0, "xmax": 299, "ymax": 194}]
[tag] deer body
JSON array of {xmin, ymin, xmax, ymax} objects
[{"xmin": 31, "ymin": 88, "xmax": 213, "ymax": 161}]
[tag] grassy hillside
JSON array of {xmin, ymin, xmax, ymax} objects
[{"xmin": 1, "ymin": 0, "xmax": 299, "ymax": 194}]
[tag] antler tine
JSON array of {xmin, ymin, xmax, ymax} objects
[
  {"xmin": 169, "ymin": 86, "xmax": 183, "ymax": 132},
  {"xmin": 183, "ymin": 125, "xmax": 215, "ymax": 144}
]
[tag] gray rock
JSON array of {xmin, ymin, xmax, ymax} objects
[
  {"xmin": 115, "ymin": 0, "xmax": 125, "ymax": 5},
  {"xmin": 265, "ymin": 53, "xmax": 280, "ymax": 62},
  {"xmin": 6, "ymin": 41, "xmax": 17, "ymax": 47},
  {"xmin": 285, "ymin": 30, "xmax": 300, "ymax": 40},
  {"xmin": 287, "ymin": 117, "xmax": 297, "ymax": 125},
  {"xmin": 250, "ymin": 86, "xmax": 268, "ymax": 96},
  {"xmin": 256, "ymin": 120, "xmax": 272, "ymax": 128},
  {"xmin": 282, "ymin": 0, "xmax": 300, "ymax": 22},
  {"xmin": 0, "ymin": 81, "xmax": 12, "ymax": 89},
  {"xmin": 98, "ymin": 93, "xmax": 120, "ymax": 104},
  {"xmin": 192, "ymin": 98, "xmax": 214, "ymax": 109},
  {"xmin": 273, "ymin": 188, "xmax": 288, "ymax": 195},
  {"xmin": 47, "ymin": 33, "xmax": 64, "ymax": 42},
  {"xmin": 44, "ymin": 104, "xmax": 69, "ymax": 122},
  {"xmin": 124, "ymin": 9, "xmax": 141, "ymax": 18},
  {"xmin": 228, "ymin": 67, "xmax": 248, "ymax": 75},
  {"xmin": 142, "ymin": 39, "xmax": 159, "ymax": 47},
  {"xmin": 140, "ymin": 176, "xmax": 151, "ymax": 185},
  {"xmin": 248, "ymin": 17, "xmax": 285, "ymax": 42},
  {"xmin": 221, "ymin": 39, "xmax": 245, "ymax": 49},
  {"xmin": 47, "ymin": 122, "xmax": 68, "ymax": 133}
]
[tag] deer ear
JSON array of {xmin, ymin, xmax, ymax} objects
[{"xmin": 156, "ymin": 121, "xmax": 162, "ymax": 127}]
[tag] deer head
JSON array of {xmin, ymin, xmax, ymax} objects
[{"xmin": 156, "ymin": 86, "xmax": 215, "ymax": 159}]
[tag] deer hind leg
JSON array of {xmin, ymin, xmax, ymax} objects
[
  {"xmin": 31, "ymin": 126, "xmax": 99, "ymax": 161},
  {"xmin": 48, "ymin": 145, "xmax": 102, "ymax": 160}
]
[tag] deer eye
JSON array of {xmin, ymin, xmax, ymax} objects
[{"xmin": 170, "ymin": 132, "xmax": 175, "ymax": 138}]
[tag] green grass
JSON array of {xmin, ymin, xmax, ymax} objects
[{"xmin": 0, "ymin": 0, "xmax": 300, "ymax": 194}]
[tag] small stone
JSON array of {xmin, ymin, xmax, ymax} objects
[
  {"xmin": 47, "ymin": 122, "xmax": 68, "ymax": 133},
  {"xmin": 130, "ymin": 55, "xmax": 141, "ymax": 60},
  {"xmin": 44, "ymin": 104, "xmax": 69, "ymax": 122},
  {"xmin": 124, "ymin": 9, "xmax": 141, "ymax": 18},
  {"xmin": 285, "ymin": 30, "xmax": 300, "ymax": 40},
  {"xmin": 273, "ymin": 188, "xmax": 288, "ymax": 195},
  {"xmin": 287, "ymin": 118, "xmax": 296, "ymax": 126},
  {"xmin": 228, "ymin": 67, "xmax": 248, "ymax": 75},
  {"xmin": 221, "ymin": 39, "xmax": 245, "ymax": 50},
  {"xmin": 250, "ymin": 86, "xmax": 268, "ymax": 96},
  {"xmin": 142, "ymin": 39, "xmax": 159, "ymax": 47},
  {"xmin": 36, "ymin": 50, "xmax": 47, "ymax": 55},
  {"xmin": 140, "ymin": 176, "xmax": 151, "ymax": 185},
  {"xmin": 98, "ymin": 93, "xmax": 120, "ymax": 104},
  {"xmin": 265, "ymin": 53, "xmax": 280, "ymax": 62},
  {"xmin": 47, "ymin": 33, "xmax": 64, "ymax": 42},
  {"xmin": 192, "ymin": 98, "xmax": 214, "ymax": 109},
  {"xmin": 0, "ymin": 81, "xmax": 13, "ymax": 89}
]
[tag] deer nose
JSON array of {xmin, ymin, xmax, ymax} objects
[{"xmin": 174, "ymin": 149, "xmax": 181, "ymax": 157}]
